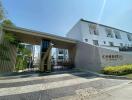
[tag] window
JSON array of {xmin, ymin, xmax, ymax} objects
[
  {"xmin": 105, "ymin": 28, "xmax": 113, "ymax": 38},
  {"xmin": 120, "ymin": 43, "xmax": 123, "ymax": 47},
  {"xmin": 114, "ymin": 30, "xmax": 121, "ymax": 39},
  {"xmin": 127, "ymin": 34, "xmax": 132, "ymax": 41},
  {"xmin": 93, "ymin": 40, "xmax": 99, "ymax": 46},
  {"xmin": 103, "ymin": 41, "xmax": 106, "ymax": 44},
  {"xmin": 85, "ymin": 39, "xmax": 88, "ymax": 42},
  {"xmin": 89, "ymin": 24, "xmax": 99, "ymax": 35},
  {"xmin": 109, "ymin": 42, "xmax": 114, "ymax": 46},
  {"xmin": 58, "ymin": 56, "xmax": 63, "ymax": 59}
]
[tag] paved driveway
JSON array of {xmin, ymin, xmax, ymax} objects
[{"xmin": 0, "ymin": 71, "xmax": 131, "ymax": 100}]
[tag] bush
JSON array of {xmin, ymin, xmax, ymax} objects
[{"xmin": 102, "ymin": 64, "xmax": 132, "ymax": 75}]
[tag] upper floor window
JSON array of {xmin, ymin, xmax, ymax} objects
[
  {"xmin": 89, "ymin": 24, "xmax": 99, "ymax": 35},
  {"xmin": 93, "ymin": 40, "xmax": 99, "ymax": 46},
  {"xmin": 105, "ymin": 28, "xmax": 113, "ymax": 38},
  {"xmin": 114, "ymin": 30, "xmax": 121, "ymax": 39},
  {"xmin": 120, "ymin": 43, "xmax": 123, "ymax": 47},
  {"xmin": 127, "ymin": 34, "xmax": 132, "ymax": 41},
  {"xmin": 109, "ymin": 42, "xmax": 114, "ymax": 46},
  {"xmin": 103, "ymin": 41, "xmax": 106, "ymax": 44}
]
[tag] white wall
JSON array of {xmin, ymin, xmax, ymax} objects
[
  {"xmin": 67, "ymin": 19, "xmax": 132, "ymax": 51},
  {"xmin": 67, "ymin": 21, "xmax": 83, "ymax": 41}
]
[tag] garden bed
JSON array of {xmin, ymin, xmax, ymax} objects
[{"xmin": 102, "ymin": 64, "xmax": 132, "ymax": 76}]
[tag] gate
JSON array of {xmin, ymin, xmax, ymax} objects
[{"xmin": 51, "ymin": 58, "xmax": 74, "ymax": 71}]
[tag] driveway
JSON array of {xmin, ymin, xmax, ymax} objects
[{"xmin": 0, "ymin": 70, "xmax": 131, "ymax": 100}]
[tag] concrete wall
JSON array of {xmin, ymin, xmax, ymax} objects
[
  {"xmin": 99, "ymin": 47, "xmax": 132, "ymax": 68},
  {"xmin": 75, "ymin": 42, "xmax": 132, "ymax": 72},
  {"xmin": 101, "ymin": 46, "xmax": 119, "ymax": 51},
  {"xmin": 75, "ymin": 42, "xmax": 101, "ymax": 72}
]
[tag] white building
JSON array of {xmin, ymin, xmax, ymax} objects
[{"xmin": 67, "ymin": 19, "xmax": 132, "ymax": 51}]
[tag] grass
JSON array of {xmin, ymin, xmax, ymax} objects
[{"xmin": 102, "ymin": 64, "xmax": 132, "ymax": 76}]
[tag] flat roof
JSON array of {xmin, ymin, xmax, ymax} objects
[
  {"xmin": 2, "ymin": 25, "xmax": 77, "ymax": 48},
  {"xmin": 80, "ymin": 19, "xmax": 132, "ymax": 34}
]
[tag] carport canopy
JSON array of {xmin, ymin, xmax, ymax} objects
[{"xmin": 2, "ymin": 25, "xmax": 77, "ymax": 49}]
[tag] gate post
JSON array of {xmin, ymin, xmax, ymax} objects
[
  {"xmin": 68, "ymin": 46, "xmax": 76, "ymax": 67},
  {"xmin": 40, "ymin": 39, "xmax": 52, "ymax": 72}
]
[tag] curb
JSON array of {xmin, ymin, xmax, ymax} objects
[{"xmin": 85, "ymin": 70, "xmax": 132, "ymax": 80}]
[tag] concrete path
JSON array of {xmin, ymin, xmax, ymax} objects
[{"xmin": 0, "ymin": 71, "xmax": 131, "ymax": 100}]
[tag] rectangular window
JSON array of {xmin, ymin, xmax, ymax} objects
[
  {"xmin": 127, "ymin": 34, "xmax": 132, "ymax": 41},
  {"xmin": 103, "ymin": 41, "xmax": 106, "ymax": 44},
  {"xmin": 120, "ymin": 43, "xmax": 123, "ymax": 47},
  {"xmin": 58, "ymin": 56, "xmax": 63, "ymax": 59},
  {"xmin": 93, "ymin": 40, "xmax": 99, "ymax": 46},
  {"xmin": 89, "ymin": 24, "xmax": 99, "ymax": 35},
  {"xmin": 85, "ymin": 39, "xmax": 88, "ymax": 42},
  {"xmin": 109, "ymin": 42, "xmax": 114, "ymax": 46},
  {"xmin": 105, "ymin": 28, "xmax": 113, "ymax": 38},
  {"xmin": 114, "ymin": 30, "xmax": 121, "ymax": 39}
]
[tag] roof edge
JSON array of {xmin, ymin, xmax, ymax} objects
[{"xmin": 80, "ymin": 18, "xmax": 132, "ymax": 34}]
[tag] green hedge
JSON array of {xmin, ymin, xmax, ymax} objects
[{"xmin": 102, "ymin": 64, "xmax": 132, "ymax": 75}]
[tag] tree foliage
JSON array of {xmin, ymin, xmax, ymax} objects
[
  {"xmin": 15, "ymin": 44, "xmax": 32, "ymax": 71},
  {"xmin": 0, "ymin": 1, "xmax": 32, "ymax": 71},
  {"xmin": 0, "ymin": 1, "xmax": 5, "ymax": 21}
]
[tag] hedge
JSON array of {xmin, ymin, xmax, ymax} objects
[{"xmin": 102, "ymin": 64, "xmax": 132, "ymax": 75}]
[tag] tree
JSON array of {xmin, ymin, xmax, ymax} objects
[
  {"xmin": 0, "ymin": 1, "xmax": 5, "ymax": 21},
  {"xmin": 2, "ymin": 19, "xmax": 14, "ymax": 26}
]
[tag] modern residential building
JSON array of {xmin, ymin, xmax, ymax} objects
[{"xmin": 67, "ymin": 19, "xmax": 132, "ymax": 51}]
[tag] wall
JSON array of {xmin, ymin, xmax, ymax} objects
[
  {"xmin": 99, "ymin": 47, "xmax": 132, "ymax": 68},
  {"xmin": 75, "ymin": 42, "xmax": 101, "ymax": 72},
  {"xmin": 67, "ymin": 21, "xmax": 83, "ymax": 41},
  {"xmin": 101, "ymin": 46, "xmax": 119, "ymax": 51},
  {"xmin": 75, "ymin": 42, "xmax": 132, "ymax": 72}
]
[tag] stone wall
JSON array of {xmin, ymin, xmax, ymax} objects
[
  {"xmin": 99, "ymin": 48, "xmax": 132, "ymax": 68},
  {"xmin": 75, "ymin": 42, "xmax": 132, "ymax": 72},
  {"xmin": 75, "ymin": 42, "xmax": 101, "ymax": 72}
]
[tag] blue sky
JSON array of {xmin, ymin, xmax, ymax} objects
[{"xmin": 2, "ymin": 0, "xmax": 132, "ymax": 36}]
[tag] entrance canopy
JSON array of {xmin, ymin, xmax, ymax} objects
[{"xmin": 3, "ymin": 25, "xmax": 77, "ymax": 49}]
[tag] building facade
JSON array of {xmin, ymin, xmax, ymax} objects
[{"xmin": 67, "ymin": 19, "xmax": 132, "ymax": 51}]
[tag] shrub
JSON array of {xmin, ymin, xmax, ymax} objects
[{"xmin": 102, "ymin": 64, "xmax": 132, "ymax": 75}]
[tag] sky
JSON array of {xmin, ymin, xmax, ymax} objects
[{"xmin": 2, "ymin": 0, "xmax": 132, "ymax": 36}]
